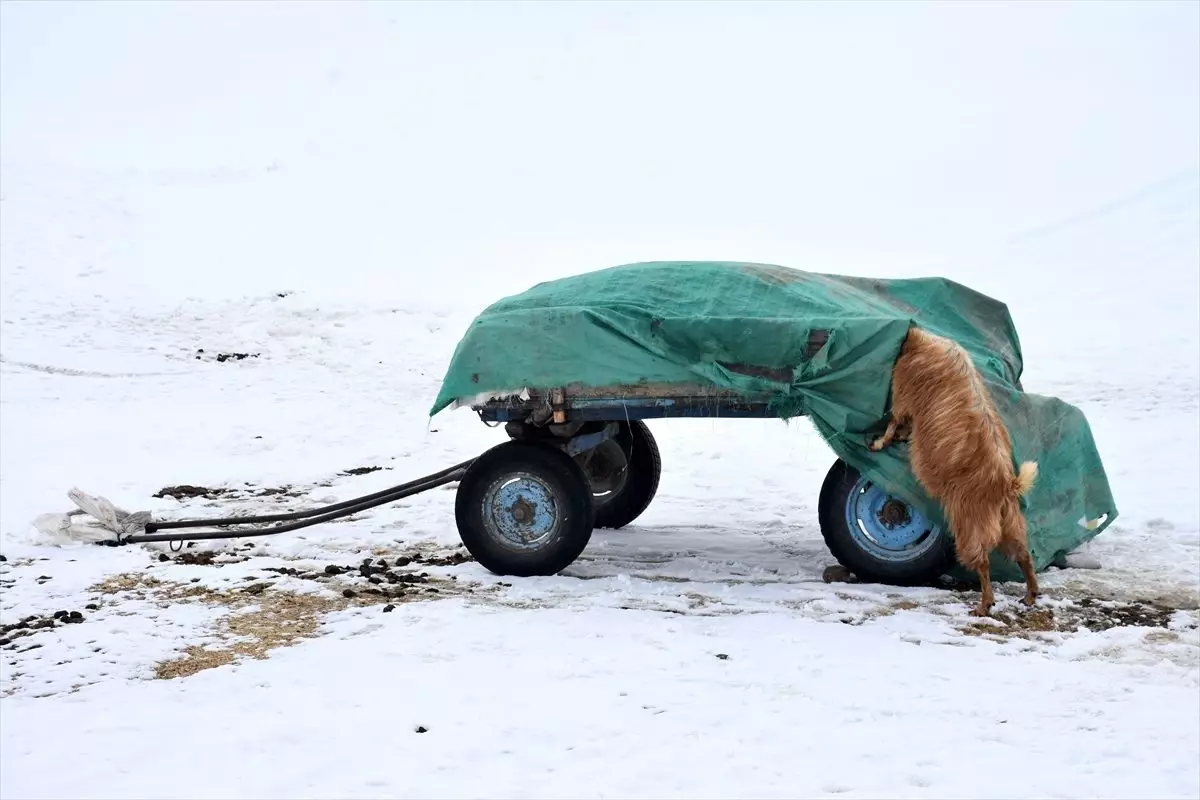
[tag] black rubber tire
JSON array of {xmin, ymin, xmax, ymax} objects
[
  {"xmin": 455, "ymin": 440, "xmax": 595, "ymax": 577},
  {"xmin": 590, "ymin": 420, "xmax": 661, "ymax": 530},
  {"xmin": 817, "ymin": 458, "xmax": 955, "ymax": 586}
]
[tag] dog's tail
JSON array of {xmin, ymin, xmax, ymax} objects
[{"xmin": 1013, "ymin": 461, "xmax": 1039, "ymax": 497}]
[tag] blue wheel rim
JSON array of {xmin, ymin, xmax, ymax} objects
[
  {"xmin": 843, "ymin": 475, "xmax": 940, "ymax": 563},
  {"xmin": 481, "ymin": 472, "xmax": 561, "ymax": 550}
]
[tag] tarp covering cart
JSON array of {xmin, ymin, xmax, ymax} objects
[{"xmin": 433, "ymin": 261, "xmax": 1117, "ymax": 584}]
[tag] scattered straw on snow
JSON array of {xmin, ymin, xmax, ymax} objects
[{"xmin": 87, "ymin": 570, "xmax": 466, "ymax": 681}]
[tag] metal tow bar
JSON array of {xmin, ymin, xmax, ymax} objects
[{"xmin": 104, "ymin": 458, "xmax": 476, "ymax": 547}]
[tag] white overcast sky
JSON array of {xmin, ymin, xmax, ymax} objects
[{"xmin": 1, "ymin": 0, "xmax": 1197, "ymax": 283}]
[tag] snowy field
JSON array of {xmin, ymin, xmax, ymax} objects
[{"xmin": 2, "ymin": 3, "xmax": 1199, "ymax": 799}]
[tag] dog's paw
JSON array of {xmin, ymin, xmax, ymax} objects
[{"xmin": 868, "ymin": 437, "xmax": 886, "ymax": 452}]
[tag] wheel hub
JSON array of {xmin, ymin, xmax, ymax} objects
[
  {"xmin": 482, "ymin": 473, "xmax": 561, "ymax": 549},
  {"xmin": 509, "ymin": 496, "xmax": 535, "ymax": 524},
  {"xmin": 877, "ymin": 499, "xmax": 911, "ymax": 528}
]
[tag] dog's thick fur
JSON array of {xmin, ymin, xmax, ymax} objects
[{"xmin": 869, "ymin": 326, "xmax": 1039, "ymax": 616}]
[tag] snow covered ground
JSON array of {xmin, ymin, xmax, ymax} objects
[
  {"xmin": 1, "ymin": 160, "xmax": 1197, "ymax": 800},
  {"xmin": 2, "ymin": 3, "xmax": 1199, "ymax": 798}
]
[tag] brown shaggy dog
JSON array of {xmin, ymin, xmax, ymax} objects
[{"xmin": 869, "ymin": 326, "xmax": 1039, "ymax": 616}]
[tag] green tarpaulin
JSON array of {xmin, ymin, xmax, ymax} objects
[{"xmin": 431, "ymin": 261, "xmax": 1117, "ymax": 578}]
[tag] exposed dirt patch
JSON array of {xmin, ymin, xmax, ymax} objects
[
  {"xmin": 153, "ymin": 550, "xmax": 250, "ymax": 566},
  {"xmin": 153, "ymin": 484, "xmax": 225, "ymax": 500},
  {"xmin": 342, "ymin": 466, "xmax": 389, "ymax": 476},
  {"xmin": 861, "ymin": 599, "xmax": 921, "ymax": 620},
  {"xmin": 0, "ymin": 610, "xmax": 87, "ymax": 649},
  {"xmin": 87, "ymin": 562, "xmax": 469, "ymax": 681},
  {"xmin": 174, "ymin": 550, "xmax": 221, "ymax": 566},
  {"xmin": 411, "ymin": 550, "xmax": 474, "ymax": 568},
  {"xmin": 255, "ymin": 558, "xmax": 448, "ymax": 596},
  {"xmin": 194, "ymin": 349, "xmax": 260, "ymax": 363},
  {"xmin": 961, "ymin": 597, "xmax": 1185, "ymax": 640},
  {"xmin": 153, "ymin": 483, "xmax": 301, "ymax": 501},
  {"xmin": 252, "ymin": 486, "xmax": 298, "ymax": 497},
  {"xmin": 344, "ymin": 546, "xmax": 476, "ymax": 569},
  {"xmin": 1071, "ymin": 597, "xmax": 1183, "ymax": 629}
]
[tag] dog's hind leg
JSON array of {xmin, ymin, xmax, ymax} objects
[
  {"xmin": 951, "ymin": 510, "xmax": 1001, "ymax": 617},
  {"xmin": 966, "ymin": 554, "xmax": 995, "ymax": 617},
  {"xmin": 1001, "ymin": 541, "xmax": 1038, "ymax": 607},
  {"xmin": 999, "ymin": 501, "xmax": 1038, "ymax": 606}
]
